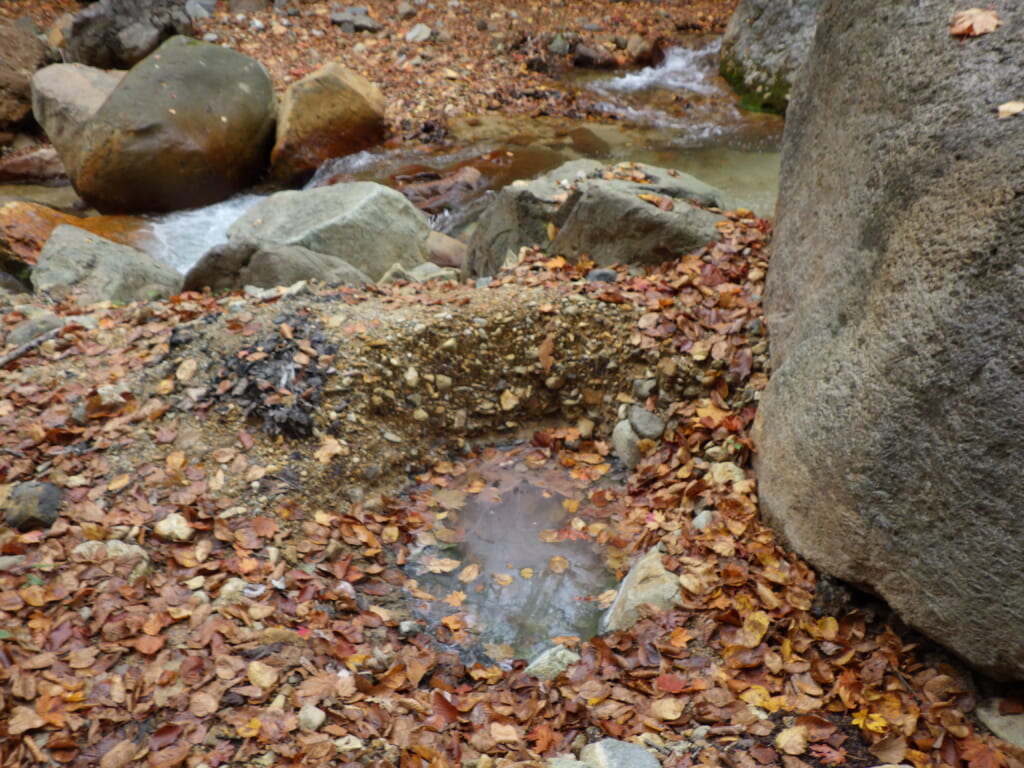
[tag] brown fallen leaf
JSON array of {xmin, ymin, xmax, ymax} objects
[
  {"xmin": 950, "ymin": 8, "xmax": 1000, "ymax": 37},
  {"xmin": 490, "ymin": 722, "xmax": 520, "ymax": 743},
  {"xmin": 8, "ymin": 706, "xmax": 45, "ymax": 736}
]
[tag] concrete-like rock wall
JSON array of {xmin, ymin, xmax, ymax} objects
[{"xmin": 754, "ymin": 0, "xmax": 1024, "ymax": 679}]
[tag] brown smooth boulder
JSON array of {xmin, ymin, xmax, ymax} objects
[
  {"xmin": 270, "ymin": 63, "xmax": 386, "ymax": 186},
  {"xmin": 754, "ymin": 0, "xmax": 1024, "ymax": 679},
  {"xmin": 0, "ymin": 19, "xmax": 50, "ymax": 136},
  {"xmin": 70, "ymin": 36, "xmax": 275, "ymax": 213}
]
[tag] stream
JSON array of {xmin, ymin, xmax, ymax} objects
[{"xmin": 140, "ymin": 39, "xmax": 782, "ymax": 273}]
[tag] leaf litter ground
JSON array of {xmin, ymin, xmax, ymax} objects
[{"xmin": 2, "ymin": 212, "xmax": 1022, "ymax": 768}]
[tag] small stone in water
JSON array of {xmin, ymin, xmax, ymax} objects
[{"xmin": 405, "ymin": 22, "xmax": 432, "ymax": 42}]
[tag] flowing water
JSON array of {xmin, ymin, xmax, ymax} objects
[{"xmin": 136, "ymin": 41, "xmax": 782, "ymax": 271}]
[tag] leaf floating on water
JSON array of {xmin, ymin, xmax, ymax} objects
[
  {"xmin": 549, "ymin": 555, "xmax": 569, "ymax": 574},
  {"xmin": 458, "ymin": 563, "xmax": 480, "ymax": 583},
  {"xmin": 493, "ymin": 573, "xmax": 514, "ymax": 586},
  {"xmin": 422, "ymin": 555, "xmax": 462, "ymax": 574},
  {"xmin": 949, "ymin": 8, "xmax": 1000, "ymax": 37},
  {"xmin": 443, "ymin": 590, "xmax": 466, "ymax": 607}
]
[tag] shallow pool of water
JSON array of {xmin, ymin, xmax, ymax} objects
[{"xmin": 403, "ymin": 447, "xmax": 625, "ymax": 662}]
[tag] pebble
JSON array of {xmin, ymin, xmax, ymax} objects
[
  {"xmin": 404, "ymin": 366, "xmax": 420, "ymax": 388},
  {"xmin": 612, "ymin": 419, "xmax": 640, "ymax": 469},
  {"xmin": 692, "ymin": 509, "xmax": 714, "ymax": 531},
  {"xmin": 628, "ymin": 405, "xmax": 665, "ymax": 439},
  {"xmin": 250, "ymin": 18, "xmax": 265, "ymax": 30},
  {"xmin": 586, "ymin": 268, "xmax": 617, "ymax": 283},
  {"xmin": 298, "ymin": 702, "xmax": 327, "ymax": 731},
  {"xmin": 203, "ymin": 32, "xmax": 219, "ymax": 42},
  {"xmin": 405, "ymin": 22, "xmax": 432, "ymax": 42},
  {"xmin": 524, "ymin": 645, "xmax": 580, "ymax": 681},
  {"xmin": 3, "ymin": 481, "xmax": 62, "ymax": 532},
  {"xmin": 435, "ymin": 374, "xmax": 453, "ymax": 393},
  {"xmin": 396, "ymin": 1, "xmax": 416, "ymax": 19},
  {"xmin": 154, "ymin": 512, "xmax": 195, "ymax": 542},
  {"xmin": 580, "ymin": 738, "xmax": 660, "ymax": 768}
]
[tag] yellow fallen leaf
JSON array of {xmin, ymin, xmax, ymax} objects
[
  {"xmin": 549, "ymin": 555, "xmax": 569, "ymax": 574},
  {"xmin": 650, "ymin": 697, "xmax": 686, "ymax": 720},
  {"xmin": 775, "ymin": 724, "xmax": 808, "ymax": 755},
  {"xmin": 107, "ymin": 473, "xmax": 131, "ymax": 492},
  {"xmin": 493, "ymin": 573, "xmax": 514, "ymax": 586},
  {"xmin": 736, "ymin": 610, "xmax": 771, "ymax": 647},
  {"xmin": 998, "ymin": 101, "xmax": 1024, "ymax": 119},
  {"xmin": 458, "ymin": 563, "xmax": 480, "ymax": 583},
  {"xmin": 519, "ymin": 567, "xmax": 534, "ymax": 579},
  {"xmin": 247, "ymin": 660, "xmax": 278, "ymax": 690},
  {"xmin": 443, "ymin": 590, "xmax": 466, "ymax": 607}
]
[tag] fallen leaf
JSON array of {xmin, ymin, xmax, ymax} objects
[
  {"xmin": 950, "ymin": 8, "xmax": 1000, "ymax": 37},
  {"xmin": 651, "ymin": 697, "xmax": 686, "ymax": 720},
  {"xmin": 314, "ymin": 437, "xmax": 344, "ymax": 463},
  {"xmin": 9, "ymin": 705, "xmax": 45, "ymax": 735},
  {"xmin": 458, "ymin": 563, "xmax": 480, "ymax": 583},
  {"xmin": 998, "ymin": 101, "xmax": 1024, "ymax": 119},
  {"xmin": 247, "ymin": 660, "xmax": 279, "ymax": 689},
  {"xmin": 175, "ymin": 358, "xmax": 198, "ymax": 381},
  {"xmin": 490, "ymin": 722, "xmax": 520, "ymax": 743},
  {"xmin": 538, "ymin": 336, "xmax": 555, "ymax": 374},
  {"xmin": 869, "ymin": 734, "xmax": 908, "ymax": 765},
  {"xmin": 189, "ymin": 691, "xmax": 219, "ymax": 718},
  {"xmin": 808, "ymin": 745, "xmax": 847, "ymax": 767},
  {"xmin": 776, "ymin": 725, "xmax": 809, "ymax": 756},
  {"xmin": 549, "ymin": 555, "xmax": 569, "ymax": 573}
]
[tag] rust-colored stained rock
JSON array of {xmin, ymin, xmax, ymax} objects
[
  {"xmin": 0, "ymin": 201, "xmax": 154, "ymax": 269},
  {"xmin": 270, "ymin": 63, "xmax": 386, "ymax": 186}
]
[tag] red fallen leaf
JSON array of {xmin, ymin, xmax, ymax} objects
[
  {"xmin": 809, "ymin": 744, "xmax": 848, "ymax": 766},
  {"xmin": 237, "ymin": 430, "xmax": 254, "ymax": 450},
  {"xmin": 960, "ymin": 739, "xmax": 1008, "ymax": 768},
  {"xmin": 656, "ymin": 673, "xmax": 688, "ymax": 694},
  {"xmin": 150, "ymin": 723, "xmax": 184, "ymax": 751}
]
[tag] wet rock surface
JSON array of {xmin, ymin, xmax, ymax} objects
[
  {"xmin": 465, "ymin": 159, "xmax": 733, "ymax": 278},
  {"xmin": 32, "ymin": 224, "xmax": 182, "ymax": 304},
  {"xmin": 718, "ymin": 0, "xmax": 823, "ymax": 113},
  {"xmin": 69, "ymin": 35, "xmax": 276, "ymax": 213}
]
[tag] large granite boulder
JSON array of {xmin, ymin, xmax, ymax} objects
[
  {"xmin": 32, "ymin": 64, "xmax": 125, "ymax": 158},
  {"xmin": 0, "ymin": 19, "xmax": 51, "ymax": 139},
  {"xmin": 719, "ymin": 0, "xmax": 823, "ymax": 113},
  {"xmin": 270, "ymin": 63, "xmax": 386, "ymax": 186},
  {"xmin": 754, "ymin": 0, "xmax": 1024, "ymax": 679},
  {"xmin": 33, "ymin": 224, "xmax": 181, "ymax": 304},
  {"xmin": 66, "ymin": 0, "xmax": 194, "ymax": 70},
  {"xmin": 465, "ymin": 160, "xmax": 732, "ymax": 278},
  {"xmin": 228, "ymin": 183, "xmax": 431, "ymax": 282},
  {"xmin": 64, "ymin": 36, "xmax": 275, "ymax": 213},
  {"xmin": 183, "ymin": 239, "xmax": 372, "ymax": 292}
]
